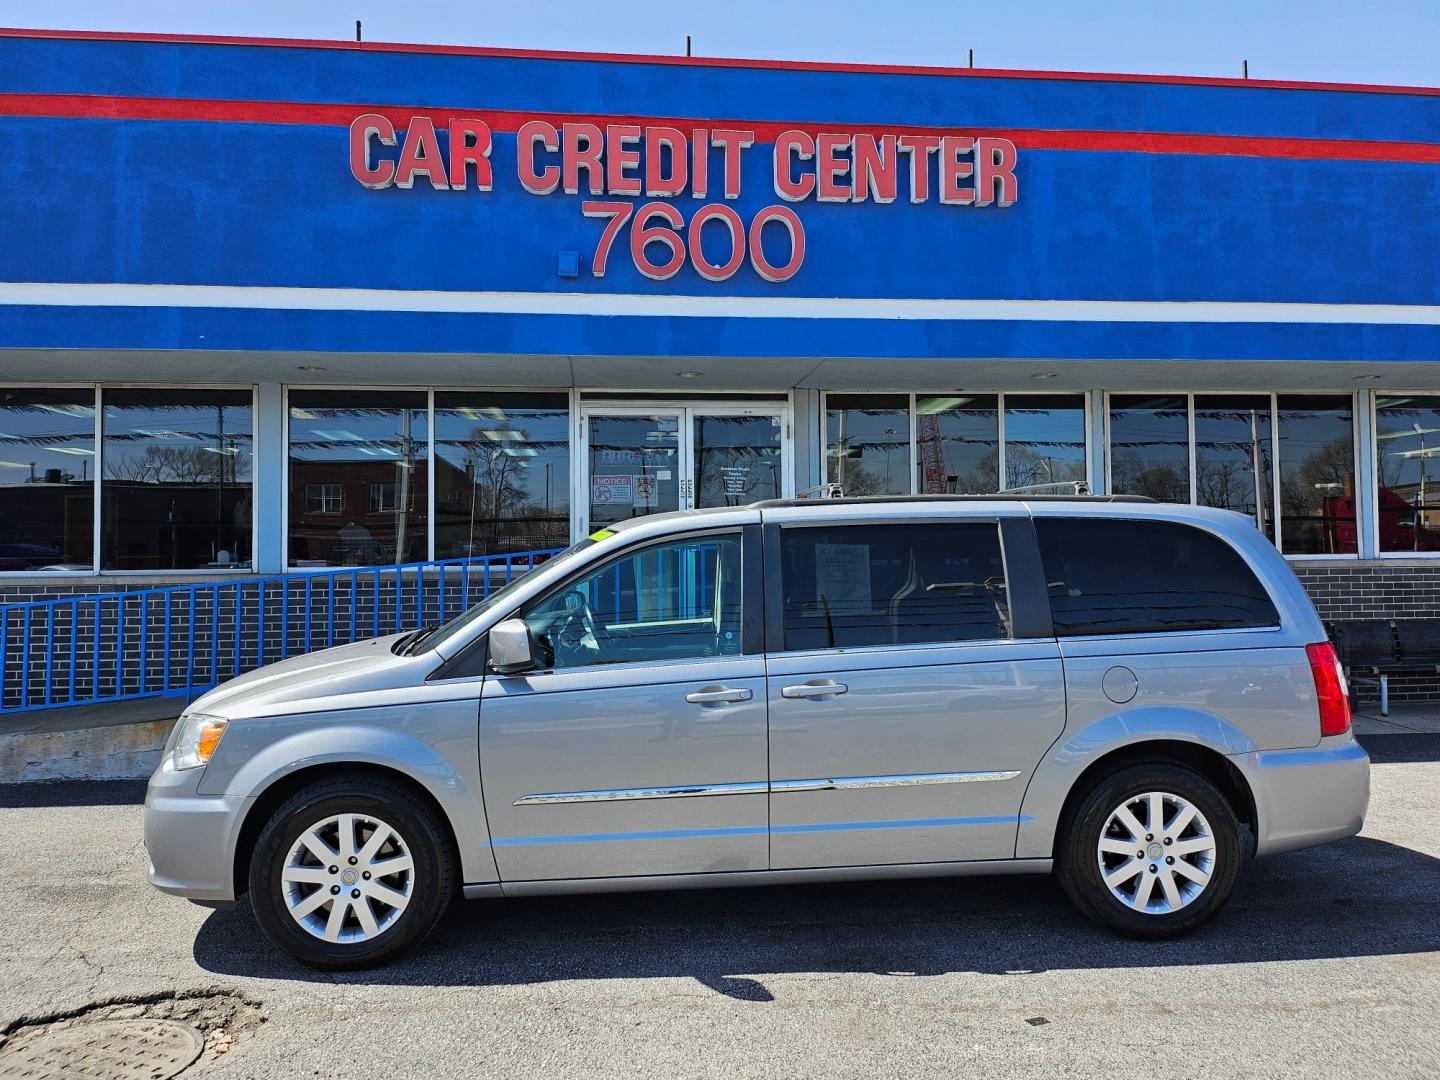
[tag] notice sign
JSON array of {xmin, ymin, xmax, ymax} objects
[
  {"xmin": 814, "ymin": 542, "xmax": 872, "ymax": 608},
  {"xmin": 634, "ymin": 474, "xmax": 658, "ymax": 507},
  {"xmin": 591, "ymin": 475, "xmax": 633, "ymax": 505}
]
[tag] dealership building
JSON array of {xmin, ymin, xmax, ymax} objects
[{"xmin": 3, "ymin": 29, "xmax": 1440, "ymax": 694}]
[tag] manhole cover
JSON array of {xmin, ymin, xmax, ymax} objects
[{"xmin": 0, "ymin": 1018, "xmax": 204, "ymax": 1080}]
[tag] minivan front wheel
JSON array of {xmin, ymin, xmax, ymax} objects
[
  {"xmin": 248, "ymin": 776, "xmax": 456, "ymax": 968},
  {"xmin": 1058, "ymin": 763, "xmax": 1243, "ymax": 939}
]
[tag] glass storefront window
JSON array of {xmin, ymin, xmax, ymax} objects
[
  {"xmin": 1277, "ymin": 395, "xmax": 1355, "ymax": 555},
  {"xmin": 101, "ymin": 389, "xmax": 253, "ymax": 570},
  {"xmin": 434, "ymin": 392, "xmax": 570, "ymax": 557},
  {"xmin": 916, "ymin": 395, "xmax": 998, "ymax": 494},
  {"xmin": 1004, "ymin": 394, "xmax": 1087, "ymax": 491},
  {"xmin": 1374, "ymin": 395, "xmax": 1440, "ymax": 553},
  {"xmin": 288, "ymin": 390, "xmax": 428, "ymax": 566},
  {"xmin": 0, "ymin": 388, "xmax": 96, "ymax": 572},
  {"xmin": 1108, "ymin": 395, "xmax": 1190, "ymax": 502},
  {"xmin": 826, "ymin": 394, "xmax": 910, "ymax": 496},
  {"xmin": 1194, "ymin": 395, "xmax": 1275, "ymax": 540}
]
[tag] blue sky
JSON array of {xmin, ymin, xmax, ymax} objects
[{"xmin": 1, "ymin": 0, "xmax": 1436, "ymax": 87}]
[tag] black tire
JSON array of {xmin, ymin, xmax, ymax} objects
[
  {"xmin": 1057, "ymin": 763, "xmax": 1244, "ymax": 939},
  {"xmin": 248, "ymin": 775, "xmax": 457, "ymax": 969}
]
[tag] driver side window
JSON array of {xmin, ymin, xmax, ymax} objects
[{"xmin": 522, "ymin": 532, "xmax": 743, "ymax": 670}]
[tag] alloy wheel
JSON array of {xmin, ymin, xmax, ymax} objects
[
  {"xmin": 280, "ymin": 813, "xmax": 415, "ymax": 943},
  {"xmin": 1095, "ymin": 790, "xmax": 1217, "ymax": 914}
]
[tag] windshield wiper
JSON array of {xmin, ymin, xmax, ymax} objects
[{"xmin": 391, "ymin": 624, "xmax": 441, "ymax": 655}]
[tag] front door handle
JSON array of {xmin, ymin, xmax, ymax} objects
[
  {"xmin": 781, "ymin": 680, "xmax": 849, "ymax": 699},
  {"xmin": 685, "ymin": 685, "xmax": 754, "ymax": 705}
]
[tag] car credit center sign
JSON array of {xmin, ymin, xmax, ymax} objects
[{"xmin": 349, "ymin": 115, "xmax": 1019, "ymax": 282}]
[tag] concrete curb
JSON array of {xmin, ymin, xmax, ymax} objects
[{"xmin": 0, "ymin": 718, "xmax": 173, "ymax": 783}]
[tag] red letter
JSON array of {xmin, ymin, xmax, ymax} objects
[
  {"xmin": 688, "ymin": 204, "xmax": 746, "ymax": 282},
  {"xmin": 645, "ymin": 126, "xmax": 688, "ymax": 197},
  {"xmin": 517, "ymin": 120, "xmax": 559, "ymax": 194},
  {"xmin": 852, "ymin": 134, "xmax": 897, "ymax": 203},
  {"xmin": 773, "ymin": 130, "xmax": 816, "ymax": 202},
  {"xmin": 447, "ymin": 118, "xmax": 492, "ymax": 191},
  {"xmin": 691, "ymin": 127, "xmax": 709, "ymax": 198},
  {"xmin": 710, "ymin": 129, "xmax": 754, "ymax": 200},
  {"xmin": 563, "ymin": 123, "xmax": 604, "ymax": 195},
  {"xmin": 940, "ymin": 135, "xmax": 975, "ymax": 205},
  {"xmin": 897, "ymin": 134, "xmax": 941, "ymax": 203},
  {"xmin": 631, "ymin": 202, "xmax": 686, "ymax": 281},
  {"xmin": 394, "ymin": 116, "xmax": 449, "ymax": 190},
  {"xmin": 606, "ymin": 124, "xmax": 642, "ymax": 196},
  {"xmin": 583, "ymin": 201, "xmax": 634, "ymax": 278},
  {"xmin": 816, "ymin": 133, "xmax": 852, "ymax": 202},
  {"xmin": 748, "ymin": 205, "xmax": 806, "ymax": 283},
  {"xmin": 976, "ymin": 136, "xmax": 1019, "ymax": 206},
  {"xmin": 349, "ymin": 113, "xmax": 396, "ymax": 188}
]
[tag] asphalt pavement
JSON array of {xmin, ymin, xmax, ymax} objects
[{"xmin": 2, "ymin": 738, "xmax": 1438, "ymax": 1079}]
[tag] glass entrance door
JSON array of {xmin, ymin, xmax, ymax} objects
[
  {"xmin": 579, "ymin": 404, "xmax": 789, "ymax": 534},
  {"xmin": 691, "ymin": 409, "xmax": 784, "ymax": 508},
  {"xmin": 584, "ymin": 411, "xmax": 683, "ymax": 530}
]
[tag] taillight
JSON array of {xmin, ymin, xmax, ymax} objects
[{"xmin": 1306, "ymin": 641, "xmax": 1352, "ymax": 737}]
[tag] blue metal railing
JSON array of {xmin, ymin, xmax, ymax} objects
[{"xmin": 0, "ymin": 549, "xmax": 561, "ymax": 715}]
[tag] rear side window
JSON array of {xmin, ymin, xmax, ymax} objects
[
  {"xmin": 779, "ymin": 523, "xmax": 1010, "ymax": 650},
  {"xmin": 1034, "ymin": 518, "xmax": 1279, "ymax": 636}
]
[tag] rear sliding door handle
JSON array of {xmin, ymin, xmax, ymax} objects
[
  {"xmin": 685, "ymin": 686, "xmax": 754, "ymax": 705},
  {"xmin": 781, "ymin": 680, "xmax": 849, "ymax": 699}
]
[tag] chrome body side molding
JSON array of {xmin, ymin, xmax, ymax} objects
[{"xmin": 514, "ymin": 770, "xmax": 1020, "ymax": 806}]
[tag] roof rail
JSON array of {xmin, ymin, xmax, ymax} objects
[{"xmin": 749, "ymin": 493, "xmax": 1156, "ymax": 508}]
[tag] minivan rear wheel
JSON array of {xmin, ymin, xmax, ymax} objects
[
  {"xmin": 1057, "ymin": 763, "xmax": 1243, "ymax": 939},
  {"xmin": 248, "ymin": 775, "xmax": 456, "ymax": 969}
]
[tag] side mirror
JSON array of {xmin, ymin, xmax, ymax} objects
[{"xmin": 488, "ymin": 618, "xmax": 536, "ymax": 674}]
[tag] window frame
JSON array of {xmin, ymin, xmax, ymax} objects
[
  {"xmin": 818, "ymin": 390, "xmax": 1093, "ymax": 500},
  {"xmin": 0, "ymin": 382, "xmax": 258, "ymax": 578},
  {"xmin": 1102, "ymin": 390, "xmax": 1361, "ymax": 561},
  {"xmin": 761, "ymin": 515, "xmax": 1029, "ymax": 656},
  {"xmin": 509, "ymin": 524, "xmax": 762, "ymax": 671}
]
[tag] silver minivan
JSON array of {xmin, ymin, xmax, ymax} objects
[{"xmin": 145, "ymin": 496, "xmax": 1370, "ymax": 968}]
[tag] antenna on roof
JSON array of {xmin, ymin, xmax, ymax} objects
[
  {"xmin": 686, "ymin": 35, "xmax": 692, "ymax": 57},
  {"xmin": 355, "ymin": 20, "xmax": 362, "ymax": 43},
  {"xmin": 968, "ymin": 48, "xmax": 974, "ymax": 68},
  {"xmin": 1242, "ymin": 59, "xmax": 1249, "ymax": 79}
]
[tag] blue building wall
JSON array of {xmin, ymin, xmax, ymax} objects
[{"xmin": 1, "ymin": 31, "xmax": 1438, "ymax": 362}]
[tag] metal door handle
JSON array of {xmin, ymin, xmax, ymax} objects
[
  {"xmin": 685, "ymin": 686, "xmax": 753, "ymax": 704},
  {"xmin": 781, "ymin": 680, "xmax": 849, "ymax": 699}
]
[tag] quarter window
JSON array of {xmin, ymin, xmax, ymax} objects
[
  {"xmin": 1034, "ymin": 518, "xmax": 1279, "ymax": 636},
  {"xmin": 779, "ymin": 523, "xmax": 1010, "ymax": 650},
  {"xmin": 523, "ymin": 532, "xmax": 742, "ymax": 670}
]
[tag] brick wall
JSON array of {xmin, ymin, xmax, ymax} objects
[
  {"xmin": 1291, "ymin": 561, "xmax": 1440, "ymax": 704},
  {"xmin": 0, "ymin": 570, "xmax": 506, "ymax": 711}
]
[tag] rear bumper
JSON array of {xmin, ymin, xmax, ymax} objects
[
  {"xmin": 144, "ymin": 761, "xmax": 251, "ymax": 904},
  {"xmin": 1231, "ymin": 735, "xmax": 1371, "ymax": 857}
]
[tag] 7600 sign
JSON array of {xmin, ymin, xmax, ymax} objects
[{"xmin": 583, "ymin": 201, "xmax": 805, "ymax": 283}]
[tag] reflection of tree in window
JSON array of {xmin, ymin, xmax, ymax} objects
[
  {"xmin": 1108, "ymin": 397, "xmax": 1188, "ymax": 502},
  {"xmin": 434, "ymin": 394, "xmax": 570, "ymax": 558}
]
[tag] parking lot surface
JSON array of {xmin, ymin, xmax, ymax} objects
[{"xmin": 2, "ymin": 738, "xmax": 1437, "ymax": 1079}]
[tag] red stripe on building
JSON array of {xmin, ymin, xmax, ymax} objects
[{"xmin": 3, "ymin": 92, "xmax": 1440, "ymax": 164}]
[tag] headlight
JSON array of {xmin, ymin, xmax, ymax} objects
[{"xmin": 169, "ymin": 713, "xmax": 229, "ymax": 771}]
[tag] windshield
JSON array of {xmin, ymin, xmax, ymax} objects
[{"xmin": 419, "ymin": 538, "xmax": 600, "ymax": 654}]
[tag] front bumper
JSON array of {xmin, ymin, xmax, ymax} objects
[
  {"xmin": 144, "ymin": 759, "xmax": 253, "ymax": 904},
  {"xmin": 1232, "ymin": 735, "xmax": 1371, "ymax": 857}
]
